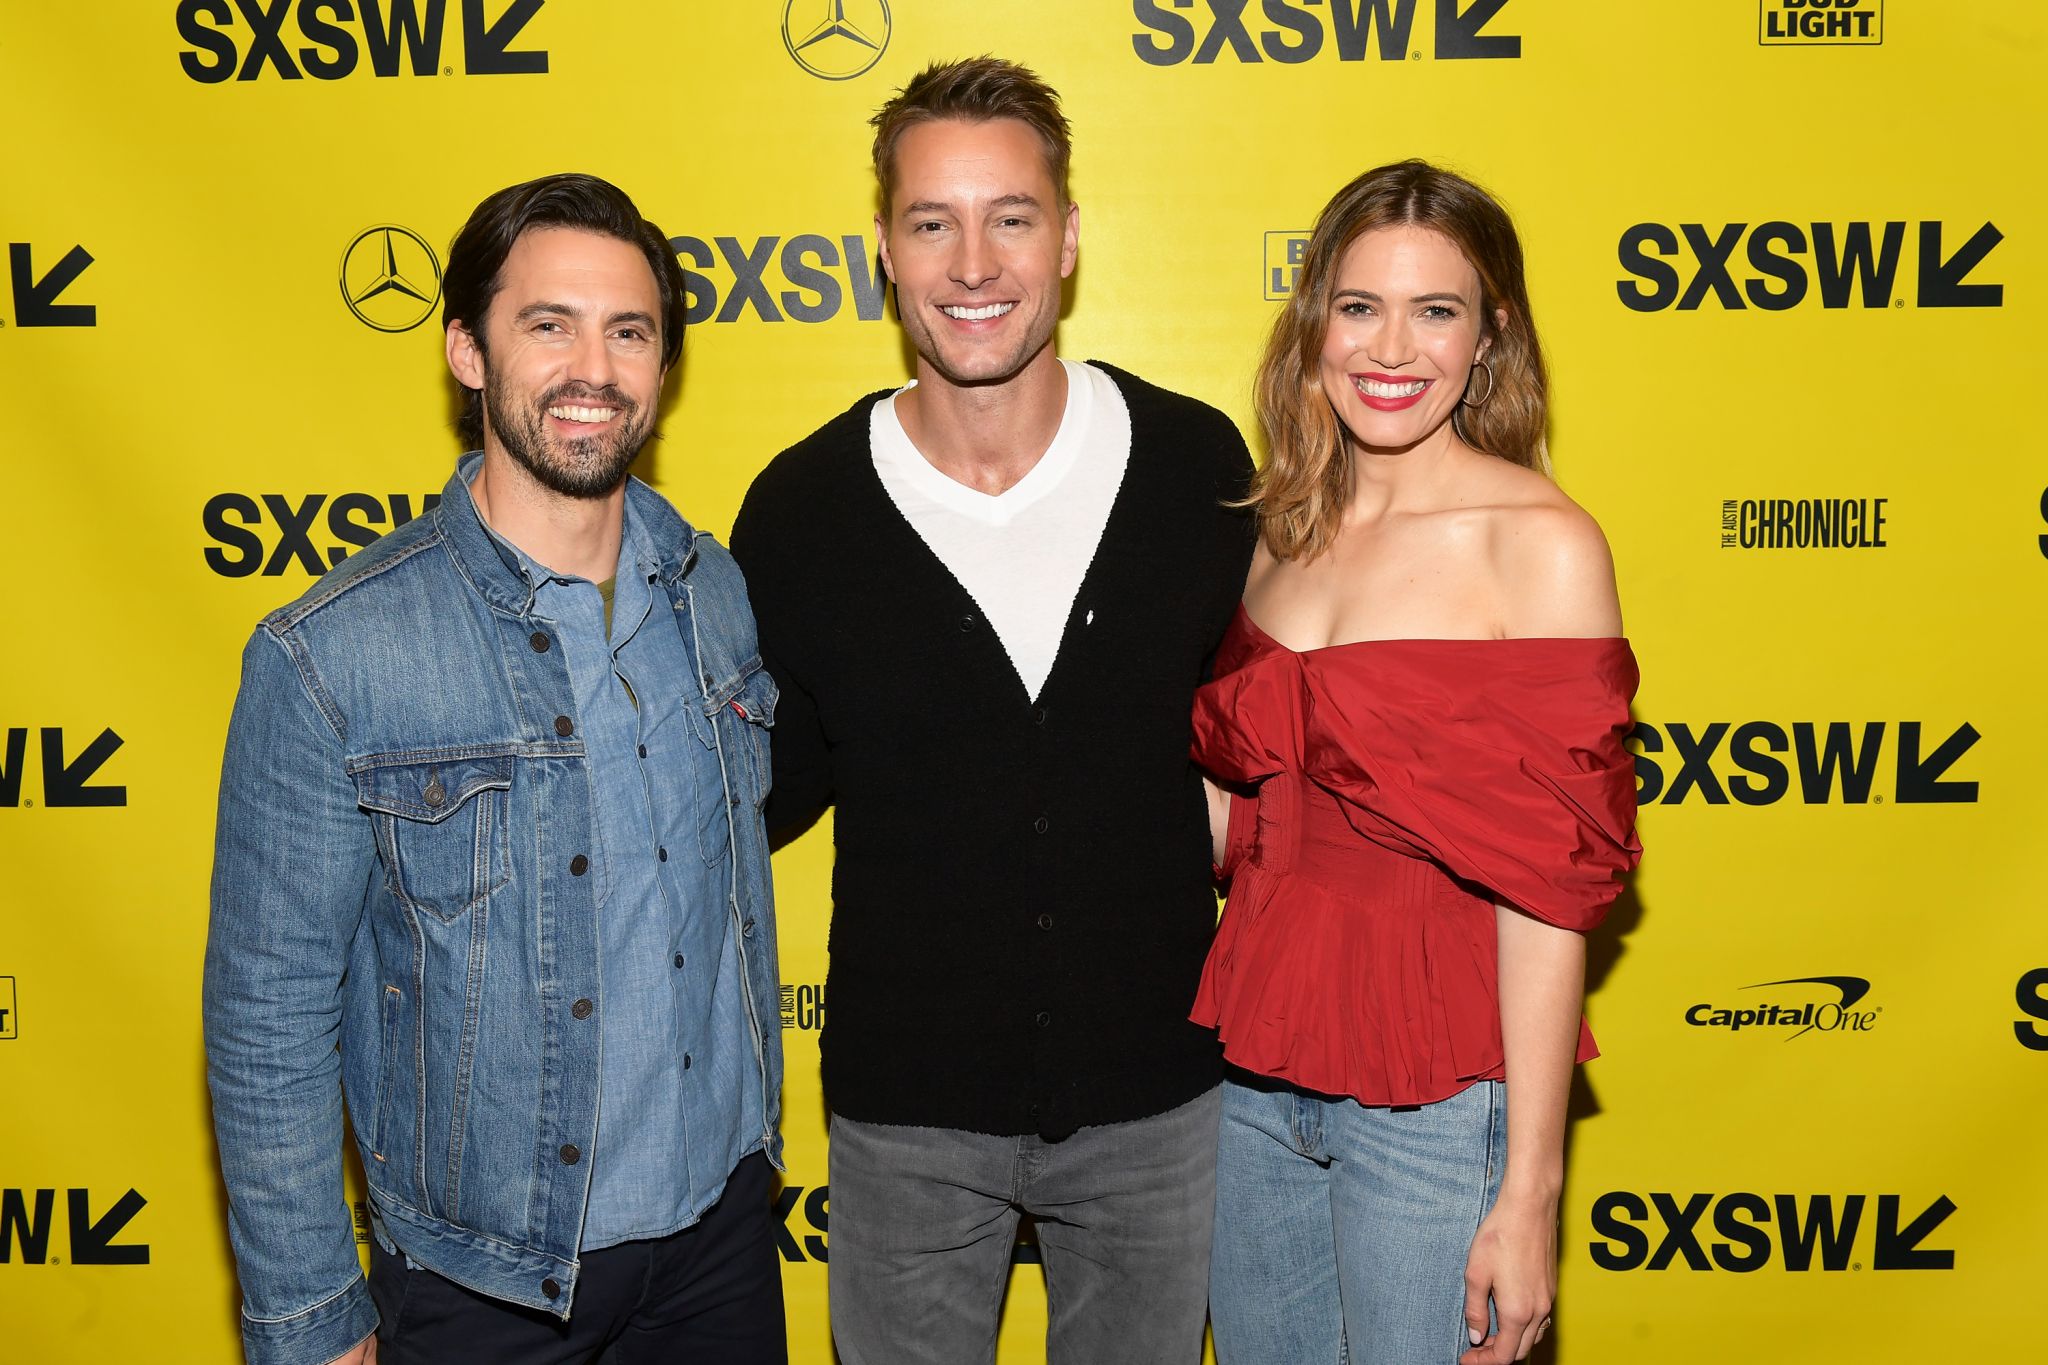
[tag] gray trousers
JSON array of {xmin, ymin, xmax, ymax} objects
[{"xmin": 827, "ymin": 1086, "xmax": 1221, "ymax": 1365}]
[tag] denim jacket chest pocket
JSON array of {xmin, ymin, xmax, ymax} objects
[
  {"xmin": 718, "ymin": 667, "xmax": 778, "ymax": 812},
  {"xmin": 353, "ymin": 753, "xmax": 516, "ymax": 922}
]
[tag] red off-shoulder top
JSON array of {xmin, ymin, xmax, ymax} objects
[{"xmin": 1190, "ymin": 607, "xmax": 1643, "ymax": 1107}]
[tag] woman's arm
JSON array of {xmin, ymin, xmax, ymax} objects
[
  {"xmin": 1462, "ymin": 497, "xmax": 1624, "ymax": 1363},
  {"xmin": 1460, "ymin": 909, "xmax": 1584, "ymax": 1363},
  {"xmin": 1203, "ymin": 776, "xmax": 1231, "ymax": 869}
]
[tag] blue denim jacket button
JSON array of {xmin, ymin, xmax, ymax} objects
[{"xmin": 559, "ymin": 1144, "xmax": 580, "ymax": 1165}]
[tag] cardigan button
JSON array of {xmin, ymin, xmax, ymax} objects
[
  {"xmin": 959, "ymin": 614, "xmax": 976, "ymax": 632},
  {"xmin": 1033, "ymin": 815, "xmax": 1049, "ymax": 835},
  {"xmin": 1037, "ymin": 913, "xmax": 1053, "ymax": 931},
  {"xmin": 1032, "ymin": 706, "xmax": 1048, "ymax": 726},
  {"xmin": 1034, "ymin": 1011, "xmax": 1052, "ymax": 1028}
]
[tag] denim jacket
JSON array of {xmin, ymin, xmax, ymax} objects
[{"xmin": 204, "ymin": 457, "xmax": 783, "ymax": 1365}]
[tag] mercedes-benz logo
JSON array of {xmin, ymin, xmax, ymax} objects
[
  {"xmin": 782, "ymin": 0, "xmax": 891, "ymax": 81},
  {"xmin": 339, "ymin": 224, "xmax": 442, "ymax": 333}
]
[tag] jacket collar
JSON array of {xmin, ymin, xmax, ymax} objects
[{"xmin": 436, "ymin": 452, "xmax": 701, "ymax": 617}]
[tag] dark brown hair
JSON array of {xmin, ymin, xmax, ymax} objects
[
  {"xmin": 441, "ymin": 174, "xmax": 687, "ymax": 449},
  {"xmin": 1250, "ymin": 160, "xmax": 1550, "ymax": 561},
  {"xmin": 870, "ymin": 57, "xmax": 1073, "ymax": 212}
]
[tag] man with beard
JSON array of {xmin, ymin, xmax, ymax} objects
[
  {"xmin": 204, "ymin": 175, "xmax": 786, "ymax": 1365},
  {"xmin": 731, "ymin": 60, "xmax": 1253, "ymax": 1363}
]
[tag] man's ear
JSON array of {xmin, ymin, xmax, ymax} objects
[
  {"xmin": 874, "ymin": 212, "xmax": 895, "ymax": 283},
  {"xmin": 447, "ymin": 320, "xmax": 485, "ymax": 390}
]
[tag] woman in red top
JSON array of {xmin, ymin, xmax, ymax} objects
[{"xmin": 1196, "ymin": 161, "xmax": 1641, "ymax": 1364}]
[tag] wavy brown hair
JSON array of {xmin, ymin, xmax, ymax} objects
[{"xmin": 1250, "ymin": 159, "xmax": 1549, "ymax": 561}]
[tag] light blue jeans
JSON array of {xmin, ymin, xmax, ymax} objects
[{"xmin": 1210, "ymin": 1074, "xmax": 1506, "ymax": 1365}]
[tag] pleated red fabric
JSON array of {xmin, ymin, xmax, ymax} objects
[{"xmin": 1191, "ymin": 606, "xmax": 1642, "ymax": 1106}]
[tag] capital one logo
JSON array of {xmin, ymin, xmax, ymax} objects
[
  {"xmin": 340, "ymin": 225, "xmax": 443, "ymax": 333},
  {"xmin": 176, "ymin": 0, "xmax": 548, "ymax": 83},
  {"xmin": 1133, "ymin": 0, "xmax": 1521, "ymax": 66},
  {"xmin": 782, "ymin": 0, "xmax": 891, "ymax": 80}
]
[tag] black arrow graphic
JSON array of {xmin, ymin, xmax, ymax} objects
[
  {"xmin": 1917, "ymin": 221, "xmax": 2002, "ymax": 308},
  {"xmin": 8, "ymin": 244, "xmax": 96, "ymax": 327},
  {"xmin": 1872, "ymin": 1194, "xmax": 1954, "ymax": 1270},
  {"xmin": 1437, "ymin": 0, "xmax": 1520, "ymax": 59},
  {"xmin": 69, "ymin": 1188, "xmax": 149, "ymax": 1265},
  {"xmin": 464, "ymin": 0, "xmax": 548, "ymax": 74},
  {"xmin": 1894, "ymin": 722, "xmax": 1978, "ymax": 804},
  {"xmin": 41, "ymin": 727, "xmax": 126, "ymax": 807}
]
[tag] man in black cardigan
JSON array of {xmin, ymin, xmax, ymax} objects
[{"xmin": 731, "ymin": 58, "xmax": 1253, "ymax": 1364}]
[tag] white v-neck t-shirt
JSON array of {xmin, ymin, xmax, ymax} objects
[{"xmin": 870, "ymin": 359, "xmax": 1132, "ymax": 701}]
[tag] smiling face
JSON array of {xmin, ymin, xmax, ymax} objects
[
  {"xmin": 878, "ymin": 117, "xmax": 1078, "ymax": 391},
  {"xmin": 449, "ymin": 226, "xmax": 665, "ymax": 499},
  {"xmin": 1317, "ymin": 224, "xmax": 1493, "ymax": 456}
]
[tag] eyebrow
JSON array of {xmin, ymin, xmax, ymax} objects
[
  {"xmin": 899, "ymin": 193, "xmax": 1044, "ymax": 217},
  {"xmin": 1332, "ymin": 288, "xmax": 1470, "ymax": 306},
  {"xmin": 511, "ymin": 301, "xmax": 659, "ymax": 331}
]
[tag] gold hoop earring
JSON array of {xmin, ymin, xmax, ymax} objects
[{"xmin": 1462, "ymin": 360, "xmax": 1494, "ymax": 407}]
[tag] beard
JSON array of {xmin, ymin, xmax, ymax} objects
[{"xmin": 485, "ymin": 378, "xmax": 653, "ymax": 499}]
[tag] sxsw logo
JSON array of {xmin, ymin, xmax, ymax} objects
[
  {"xmin": 776, "ymin": 1181, "xmax": 1036, "ymax": 1264},
  {"xmin": 1760, "ymin": 0, "xmax": 1881, "ymax": 46},
  {"xmin": 1133, "ymin": 0, "xmax": 1521, "ymax": 65},
  {"xmin": 1590, "ymin": 1191, "xmax": 1954, "ymax": 1272},
  {"xmin": 779, "ymin": 983, "xmax": 826, "ymax": 1031},
  {"xmin": 1685, "ymin": 975, "xmax": 1879, "ymax": 1039},
  {"xmin": 0, "ymin": 977, "xmax": 15, "ymax": 1041},
  {"xmin": 673, "ymin": 235, "xmax": 886, "ymax": 324},
  {"xmin": 1618, "ymin": 220, "xmax": 2002, "ymax": 311},
  {"xmin": 776, "ymin": 1183, "xmax": 831, "ymax": 1262},
  {"xmin": 1, "ymin": 729, "xmax": 126, "ymax": 809},
  {"xmin": 7, "ymin": 244, "xmax": 95, "ymax": 327},
  {"xmin": 203, "ymin": 492, "xmax": 442, "ymax": 577},
  {"xmin": 1265, "ymin": 231, "xmax": 1312, "ymax": 300},
  {"xmin": 176, "ymin": 0, "xmax": 548, "ymax": 83},
  {"xmin": 1, "ymin": 1189, "xmax": 150, "ymax": 1265},
  {"xmin": 2017, "ymin": 969, "xmax": 2048, "ymax": 1052},
  {"xmin": 1630, "ymin": 721, "xmax": 1978, "ymax": 806}
]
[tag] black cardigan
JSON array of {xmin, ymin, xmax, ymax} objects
[{"xmin": 731, "ymin": 363, "xmax": 1255, "ymax": 1138}]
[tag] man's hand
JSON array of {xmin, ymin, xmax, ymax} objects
[{"xmin": 324, "ymin": 1335, "xmax": 378, "ymax": 1365}]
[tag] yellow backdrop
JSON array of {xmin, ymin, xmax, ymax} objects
[{"xmin": 3, "ymin": 2, "xmax": 2042, "ymax": 1360}]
